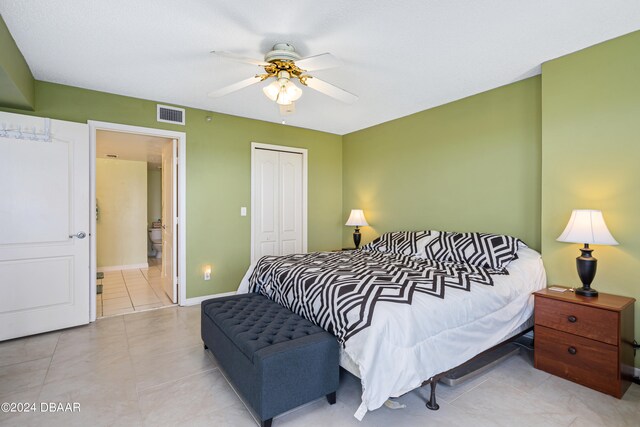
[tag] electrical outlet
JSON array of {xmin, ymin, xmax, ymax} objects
[
  {"xmin": 240, "ymin": 207, "xmax": 247, "ymax": 216},
  {"xmin": 204, "ymin": 271, "xmax": 211, "ymax": 280}
]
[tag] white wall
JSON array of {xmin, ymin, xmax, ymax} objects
[{"xmin": 96, "ymin": 158, "xmax": 147, "ymax": 268}]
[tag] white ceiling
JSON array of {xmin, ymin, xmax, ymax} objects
[
  {"xmin": 1, "ymin": 1, "xmax": 640, "ymax": 135},
  {"xmin": 96, "ymin": 130, "xmax": 171, "ymax": 169}
]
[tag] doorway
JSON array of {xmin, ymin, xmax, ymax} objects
[{"xmin": 89, "ymin": 121, "xmax": 186, "ymax": 321}]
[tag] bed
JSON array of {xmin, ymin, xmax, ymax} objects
[{"xmin": 237, "ymin": 230, "xmax": 546, "ymax": 419}]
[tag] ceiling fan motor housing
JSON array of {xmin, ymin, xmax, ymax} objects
[{"xmin": 264, "ymin": 43, "xmax": 301, "ymax": 63}]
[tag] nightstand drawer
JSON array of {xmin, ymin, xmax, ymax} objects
[
  {"xmin": 535, "ymin": 325, "xmax": 619, "ymax": 396},
  {"xmin": 535, "ymin": 297, "xmax": 618, "ymax": 345}
]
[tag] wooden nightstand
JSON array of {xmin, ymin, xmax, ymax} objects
[{"xmin": 533, "ymin": 288, "xmax": 635, "ymax": 398}]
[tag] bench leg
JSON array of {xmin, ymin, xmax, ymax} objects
[
  {"xmin": 326, "ymin": 391, "xmax": 336, "ymax": 405},
  {"xmin": 261, "ymin": 418, "xmax": 272, "ymax": 427}
]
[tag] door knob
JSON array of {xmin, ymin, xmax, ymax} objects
[{"xmin": 69, "ymin": 232, "xmax": 87, "ymax": 239}]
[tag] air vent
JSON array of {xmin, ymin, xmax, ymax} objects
[
  {"xmin": 106, "ymin": 154, "xmax": 118, "ymax": 158},
  {"xmin": 157, "ymin": 104, "xmax": 185, "ymax": 125}
]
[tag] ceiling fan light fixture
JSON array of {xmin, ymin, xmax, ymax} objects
[{"xmin": 263, "ymin": 73, "xmax": 303, "ymax": 105}]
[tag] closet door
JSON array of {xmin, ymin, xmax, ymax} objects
[
  {"xmin": 253, "ymin": 149, "xmax": 279, "ymax": 260},
  {"xmin": 252, "ymin": 147, "xmax": 305, "ymax": 263},
  {"xmin": 278, "ymin": 152, "xmax": 303, "ymax": 256}
]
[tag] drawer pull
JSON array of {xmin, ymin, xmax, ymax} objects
[
  {"xmin": 568, "ymin": 346, "xmax": 577, "ymax": 355},
  {"xmin": 567, "ymin": 315, "xmax": 577, "ymax": 323}
]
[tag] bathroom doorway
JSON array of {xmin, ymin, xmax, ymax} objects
[{"xmin": 89, "ymin": 122, "xmax": 186, "ymax": 320}]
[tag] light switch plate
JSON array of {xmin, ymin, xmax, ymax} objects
[{"xmin": 240, "ymin": 207, "xmax": 247, "ymax": 216}]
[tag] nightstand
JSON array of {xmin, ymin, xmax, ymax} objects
[{"xmin": 533, "ymin": 288, "xmax": 635, "ymax": 398}]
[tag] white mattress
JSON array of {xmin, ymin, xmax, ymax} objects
[{"xmin": 237, "ymin": 246, "xmax": 546, "ymax": 414}]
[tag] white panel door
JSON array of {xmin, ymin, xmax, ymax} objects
[
  {"xmin": 0, "ymin": 112, "xmax": 89, "ymax": 341},
  {"xmin": 278, "ymin": 152, "xmax": 303, "ymax": 255},
  {"xmin": 253, "ymin": 149, "xmax": 279, "ymax": 260},
  {"xmin": 161, "ymin": 139, "xmax": 177, "ymax": 303}
]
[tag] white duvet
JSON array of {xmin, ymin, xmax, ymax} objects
[{"xmin": 237, "ymin": 247, "xmax": 546, "ymax": 415}]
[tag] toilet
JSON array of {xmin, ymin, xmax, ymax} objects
[{"xmin": 149, "ymin": 228, "xmax": 162, "ymax": 259}]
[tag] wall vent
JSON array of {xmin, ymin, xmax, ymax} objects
[{"xmin": 157, "ymin": 104, "xmax": 185, "ymax": 125}]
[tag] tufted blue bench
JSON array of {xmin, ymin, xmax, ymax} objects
[{"xmin": 201, "ymin": 293, "xmax": 339, "ymax": 427}]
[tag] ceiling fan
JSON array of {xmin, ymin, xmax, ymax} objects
[{"xmin": 208, "ymin": 43, "xmax": 358, "ymax": 114}]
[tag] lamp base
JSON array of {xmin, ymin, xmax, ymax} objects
[
  {"xmin": 575, "ymin": 244, "xmax": 598, "ymax": 298},
  {"xmin": 353, "ymin": 227, "xmax": 361, "ymax": 249},
  {"xmin": 574, "ymin": 286, "xmax": 599, "ymax": 297}
]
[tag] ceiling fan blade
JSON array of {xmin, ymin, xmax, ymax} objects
[
  {"xmin": 211, "ymin": 51, "xmax": 269, "ymax": 67},
  {"xmin": 279, "ymin": 102, "xmax": 295, "ymax": 116},
  {"xmin": 303, "ymin": 77, "xmax": 358, "ymax": 104},
  {"xmin": 208, "ymin": 75, "xmax": 264, "ymax": 98},
  {"xmin": 295, "ymin": 53, "xmax": 341, "ymax": 71}
]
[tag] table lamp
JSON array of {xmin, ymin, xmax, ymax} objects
[
  {"xmin": 556, "ymin": 209, "xmax": 618, "ymax": 297},
  {"xmin": 345, "ymin": 209, "xmax": 368, "ymax": 249}
]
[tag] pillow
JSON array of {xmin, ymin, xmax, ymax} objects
[
  {"xmin": 422, "ymin": 231, "xmax": 523, "ymax": 271},
  {"xmin": 362, "ymin": 230, "xmax": 440, "ymax": 257}
]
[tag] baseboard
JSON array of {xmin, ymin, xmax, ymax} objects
[
  {"xmin": 98, "ymin": 263, "xmax": 149, "ymax": 272},
  {"xmin": 182, "ymin": 291, "xmax": 237, "ymax": 306}
]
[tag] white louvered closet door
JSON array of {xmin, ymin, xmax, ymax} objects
[{"xmin": 252, "ymin": 148, "xmax": 303, "ymax": 262}]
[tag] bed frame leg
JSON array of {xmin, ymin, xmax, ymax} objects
[{"xmin": 425, "ymin": 379, "xmax": 440, "ymax": 411}]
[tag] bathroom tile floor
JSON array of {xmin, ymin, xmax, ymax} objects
[
  {"xmin": 96, "ymin": 259, "xmax": 174, "ymax": 317},
  {"xmin": 1, "ymin": 305, "xmax": 638, "ymax": 427}
]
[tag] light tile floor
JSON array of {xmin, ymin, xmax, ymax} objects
[
  {"xmin": 0, "ymin": 305, "xmax": 638, "ymax": 426},
  {"xmin": 97, "ymin": 259, "xmax": 174, "ymax": 317}
]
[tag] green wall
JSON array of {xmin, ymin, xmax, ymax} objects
[
  {"xmin": 542, "ymin": 31, "xmax": 640, "ymax": 365},
  {"xmin": 0, "ymin": 15, "xmax": 34, "ymax": 110},
  {"xmin": 342, "ymin": 77, "xmax": 542, "ymax": 250},
  {"xmin": 0, "ymin": 81, "xmax": 343, "ymax": 298},
  {"xmin": 96, "ymin": 158, "xmax": 148, "ymax": 268}
]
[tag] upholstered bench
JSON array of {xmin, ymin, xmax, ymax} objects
[{"xmin": 201, "ymin": 293, "xmax": 339, "ymax": 427}]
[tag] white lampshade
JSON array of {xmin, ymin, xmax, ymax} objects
[
  {"xmin": 262, "ymin": 80, "xmax": 280, "ymax": 102},
  {"xmin": 557, "ymin": 209, "xmax": 618, "ymax": 245},
  {"xmin": 346, "ymin": 209, "xmax": 368, "ymax": 227}
]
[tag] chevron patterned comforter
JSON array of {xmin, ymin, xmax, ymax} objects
[
  {"xmin": 247, "ymin": 250, "xmax": 502, "ymax": 345},
  {"xmin": 239, "ymin": 246, "xmax": 546, "ymax": 414}
]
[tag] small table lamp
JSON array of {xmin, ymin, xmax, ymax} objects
[
  {"xmin": 556, "ymin": 209, "xmax": 618, "ymax": 297},
  {"xmin": 346, "ymin": 209, "xmax": 368, "ymax": 249}
]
